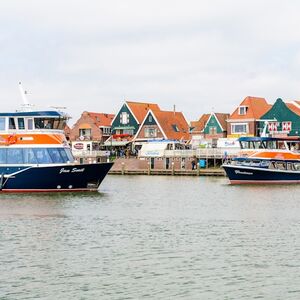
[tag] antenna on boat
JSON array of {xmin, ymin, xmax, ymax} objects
[{"xmin": 18, "ymin": 82, "xmax": 33, "ymax": 111}]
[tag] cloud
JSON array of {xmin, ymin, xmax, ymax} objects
[{"xmin": 0, "ymin": 0, "xmax": 300, "ymax": 123}]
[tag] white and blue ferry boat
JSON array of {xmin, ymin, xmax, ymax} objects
[{"xmin": 0, "ymin": 86, "xmax": 113, "ymax": 192}]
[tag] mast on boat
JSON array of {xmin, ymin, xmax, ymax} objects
[{"xmin": 18, "ymin": 82, "xmax": 33, "ymax": 111}]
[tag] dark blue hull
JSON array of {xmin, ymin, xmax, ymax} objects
[
  {"xmin": 0, "ymin": 162, "xmax": 113, "ymax": 192},
  {"xmin": 223, "ymin": 164, "xmax": 300, "ymax": 184}
]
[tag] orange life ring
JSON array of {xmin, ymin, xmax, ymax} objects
[{"xmin": 6, "ymin": 135, "xmax": 17, "ymax": 145}]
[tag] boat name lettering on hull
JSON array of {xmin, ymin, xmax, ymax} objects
[
  {"xmin": 59, "ymin": 167, "xmax": 85, "ymax": 174},
  {"xmin": 235, "ymin": 170, "xmax": 253, "ymax": 175}
]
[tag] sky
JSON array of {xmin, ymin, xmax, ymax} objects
[{"xmin": 1, "ymin": 0, "xmax": 300, "ymax": 125}]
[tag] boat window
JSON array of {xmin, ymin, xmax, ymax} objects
[
  {"xmin": 289, "ymin": 142, "xmax": 300, "ymax": 152},
  {"xmin": 34, "ymin": 118, "xmax": 55, "ymax": 129},
  {"xmin": 269, "ymin": 161, "xmax": 276, "ymax": 169},
  {"xmin": 7, "ymin": 149, "xmax": 24, "ymax": 164},
  {"xmin": 23, "ymin": 148, "xmax": 38, "ymax": 164},
  {"xmin": 260, "ymin": 161, "xmax": 270, "ymax": 167},
  {"xmin": 240, "ymin": 141, "xmax": 247, "ymax": 149},
  {"xmin": 277, "ymin": 142, "xmax": 286, "ymax": 150},
  {"xmin": 27, "ymin": 119, "xmax": 34, "ymax": 130},
  {"xmin": 0, "ymin": 118, "xmax": 5, "ymax": 130},
  {"xmin": 47, "ymin": 148, "xmax": 64, "ymax": 163},
  {"xmin": 251, "ymin": 160, "xmax": 261, "ymax": 166},
  {"xmin": 0, "ymin": 149, "xmax": 6, "ymax": 164},
  {"xmin": 33, "ymin": 148, "xmax": 53, "ymax": 164},
  {"xmin": 287, "ymin": 163, "xmax": 294, "ymax": 171},
  {"xmin": 276, "ymin": 162, "xmax": 286, "ymax": 170},
  {"xmin": 58, "ymin": 148, "xmax": 74, "ymax": 163},
  {"xmin": 266, "ymin": 141, "xmax": 276, "ymax": 149},
  {"xmin": 17, "ymin": 118, "xmax": 25, "ymax": 130},
  {"xmin": 53, "ymin": 119, "xmax": 67, "ymax": 130},
  {"xmin": 9, "ymin": 118, "xmax": 16, "ymax": 130},
  {"xmin": 294, "ymin": 163, "xmax": 300, "ymax": 171}
]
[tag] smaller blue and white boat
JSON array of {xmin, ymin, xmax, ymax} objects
[{"xmin": 222, "ymin": 137, "xmax": 300, "ymax": 184}]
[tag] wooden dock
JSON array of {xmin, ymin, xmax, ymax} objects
[{"xmin": 108, "ymin": 168, "xmax": 225, "ymax": 176}]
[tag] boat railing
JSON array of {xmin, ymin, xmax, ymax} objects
[
  {"xmin": 3, "ymin": 129, "xmax": 65, "ymax": 135},
  {"xmin": 141, "ymin": 148, "xmax": 241, "ymax": 158},
  {"xmin": 72, "ymin": 150, "xmax": 110, "ymax": 158},
  {"xmin": 164, "ymin": 149, "xmax": 197, "ymax": 157}
]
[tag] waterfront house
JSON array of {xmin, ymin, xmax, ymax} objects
[
  {"xmin": 227, "ymin": 96, "xmax": 271, "ymax": 138},
  {"xmin": 203, "ymin": 113, "xmax": 229, "ymax": 138},
  {"xmin": 259, "ymin": 98, "xmax": 300, "ymax": 137},
  {"xmin": 190, "ymin": 113, "xmax": 229, "ymax": 147},
  {"xmin": 134, "ymin": 109, "xmax": 190, "ymax": 143},
  {"xmin": 106, "ymin": 101, "xmax": 161, "ymax": 147},
  {"xmin": 70, "ymin": 111, "xmax": 115, "ymax": 152},
  {"xmin": 190, "ymin": 114, "xmax": 210, "ymax": 136}
]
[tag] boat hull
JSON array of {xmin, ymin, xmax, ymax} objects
[
  {"xmin": 223, "ymin": 164, "xmax": 300, "ymax": 184},
  {"xmin": 0, "ymin": 162, "xmax": 114, "ymax": 192}
]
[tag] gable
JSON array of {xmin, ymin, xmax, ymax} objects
[
  {"xmin": 111, "ymin": 103, "xmax": 139, "ymax": 133},
  {"xmin": 144, "ymin": 112, "xmax": 157, "ymax": 126},
  {"xmin": 260, "ymin": 98, "xmax": 300, "ymax": 135},
  {"xmin": 204, "ymin": 114, "xmax": 223, "ymax": 134},
  {"xmin": 229, "ymin": 96, "xmax": 270, "ymax": 120}
]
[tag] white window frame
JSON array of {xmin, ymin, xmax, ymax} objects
[
  {"xmin": 231, "ymin": 123, "xmax": 249, "ymax": 134},
  {"xmin": 120, "ymin": 112, "xmax": 129, "ymax": 125},
  {"xmin": 144, "ymin": 127, "xmax": 157, "ymax": 138},
  {"xmin": 238, "ymin": 106, "xmax": 248, "ymax": 115}
]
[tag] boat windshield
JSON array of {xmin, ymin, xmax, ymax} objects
[
  {"xmin": 0, "ymin": 147, "xmax": 74, "ymax": 164},
  {"xmin": 239, "ymin": 139, "xmax": 289, "ymax": 150}
]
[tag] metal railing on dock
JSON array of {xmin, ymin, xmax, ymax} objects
[{"xmin": 108, "ymin": 167, "xmax": 225, "ymax": 177}]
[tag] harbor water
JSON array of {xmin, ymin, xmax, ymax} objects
[{"xmin": 1, "ymin": 175, "xmax": 300, "ymax": 299}]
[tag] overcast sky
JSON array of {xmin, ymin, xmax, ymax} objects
[{"xmin": 1, "ymin": 0, "xmax": 300, "ymax": 124}]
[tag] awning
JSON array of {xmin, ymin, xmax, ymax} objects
[
  {"xmin": 104, "ymin": 140, "xmax": 129, "ymax": 146},
  {"xmin": 79, "ymin": 123, "xmax": 92, "ymax": 129},
  {"xmin": 113, "ymin": 126, "xmax": 135, "ymax": 130}
]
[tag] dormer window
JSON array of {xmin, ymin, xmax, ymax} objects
[
  {"xmin": 239, "ymin": 106, "xmax": 248, "ymax": 115},
  {"xmin": 172, "ymin": 124, "xmax": 179, "ymax": 132}
]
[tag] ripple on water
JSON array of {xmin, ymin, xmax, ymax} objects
[{"xmin": 1, "ymin": 176, "xmax": 300, "ymax": 299}]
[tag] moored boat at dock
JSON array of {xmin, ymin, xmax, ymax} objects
[
  {"xmin": 222, "ymin": 137, "xmax": 300, "ymax": 184},
  {"xmin": 0, "ymin": 85, "xmax": 113, "ymax": 192}
]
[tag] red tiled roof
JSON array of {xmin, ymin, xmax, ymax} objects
[
  {"xmin": 214, "ymin": 113, "xmax": 230, "ymax": 130},
  {"xmin": 229, "ymin": 96, "xmax": 271, "ymax": 120},
  {"xmin": 190, "ymin": 114, "xmax": 210, "ymax": 133},
  {"xmin": 126, "ymin": 101, "xmax": 160, "ymax": 123},
  {"xmin": 286, "ymin": 103, "xmax": 300, "ymax": 116},
  {"xmin": 152, "ymin": 110, "xmax": 190, "ymax": 140},
  {"xmin": 87, "ymin": 112, "xmax": 115, "ymax": 127}
]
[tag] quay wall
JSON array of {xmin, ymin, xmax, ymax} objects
[{"xmin": 109, "ymin": 157, "xmax": 225, "ymax": 176}]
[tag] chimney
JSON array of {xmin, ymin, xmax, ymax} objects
[{"xmin": 173, "ymin": 104, "xmax": 176, "ymax": 116}]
